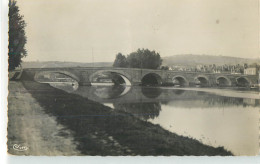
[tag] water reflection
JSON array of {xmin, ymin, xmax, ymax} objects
[
  {"xmin": 93, "ymin": 85, "xmax": 130, "ymax": 99},
  {"xmin": 49, "ymin": 83, "xmax": 260, "ymax": 110},
  {"xmin": 141, "ymin": 87, "xmax": 162, "ymax": 98},
  {"xmin": 149, "ymin": 104, "xmax": 259, "ymax": 156},
  {"xmin": 48, "ymin": 83, "xmax": 259, "ymax": 155},
  {"xmin": 114, "ymin": 102, "xmax": 161, "ymax": 120},
  {"xmin": 172, "ymin": 89, "xmax": 185, "ymax": 95},
  {"xmin": 49, "ymin": 82, "xmax": 78, "ymax": 93}
]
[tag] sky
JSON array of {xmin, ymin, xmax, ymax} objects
[{"xmin": 16, "ymin": 0, "xmax": 259, "ymax": 62}]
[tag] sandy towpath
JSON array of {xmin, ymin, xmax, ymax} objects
[{"xmin": 7, "ymin": 81, "xmax": 81, "ymax": 155}]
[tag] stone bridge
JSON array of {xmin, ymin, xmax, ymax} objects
[{"xmin": 21, "ymin": 67, "xmax": 259, "ymax": 87}]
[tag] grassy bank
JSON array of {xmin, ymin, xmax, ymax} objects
[{"xmin": 15, "ymin": 79, "xmax": 233, "ymax": 156}]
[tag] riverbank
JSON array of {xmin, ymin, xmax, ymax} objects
[{"xmin": 8, "ymin": 80, "xmax": 233, "ymax": 155}]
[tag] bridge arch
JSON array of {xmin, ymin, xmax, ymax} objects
[
  {"xmin": 236, "ymin": 77, "xmax": 251, "ymax": 87},
  {"xmin": 89, "ymin": 70, "xmax": 132, "ymax": 86},
  {"xmin": 35, "ymin": 71, "xmax": 80, "ymax": 82},
  {"xmin": 172, "ymin": 75, "xmax": 189, "ymax": 87},
  {"xmin": 141, "ymin": 73, "xmax": 163, "ymax": 86},
  {"xmin": 194, "ymin": 75, "xmax": 209, "ymax": 87},
  {"xmin": 216, "ymin": 76, "xmax": 232, "ymax": 87}
]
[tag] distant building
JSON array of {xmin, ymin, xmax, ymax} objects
[{"xmin": 244, "ymin": 66, "xmax": 258, "ymax": 75}]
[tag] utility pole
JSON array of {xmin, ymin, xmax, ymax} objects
[
  {"xmin": 141, "ymin": 53, "xmax": 143, "ymax": 80},
  {"xmin": 92, "ymin": 47, "xmax": 94, "ymax": 67}
]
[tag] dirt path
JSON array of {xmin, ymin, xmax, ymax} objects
[{"xmin": 7, "ymin": 81, "xmax": 81, "ymax": 155}]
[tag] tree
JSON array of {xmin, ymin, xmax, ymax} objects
[
  {"xmin": 127, "ymin": 49, "xmax": 162, "ymax": 69},
  {"xmin": 112, "ymin": 49, "xmax": 162, "ymax": 69},
  {"xmin": 160, "ymin": 66, "xmax": 169, "ymax": 70},
  {"xmin": 113, "ymin": 53, "xmax": 128, "ymax": 67},
  {"xmin": 243, "ymin": 63, "xmax": 248, "ymax": 69},
  {"xmin": 8, "ymin": 0, "xmax": 27, "ymax": 71}
]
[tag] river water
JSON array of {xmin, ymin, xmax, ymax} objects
[{"xmin": 49, "ymin": 82, "xmax": 259, "ymax": 156}]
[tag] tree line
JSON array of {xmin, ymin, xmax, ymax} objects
[{"xmin": 113, "ymin": 49, "xmax": 163, "ymax": 70}]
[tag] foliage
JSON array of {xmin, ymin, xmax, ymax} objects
[
  {"xmin": 113, "ymin": 49, "xmax": 162, "ymax": 69},
  {"xmin": 160, "ymin": 66, "xmax": 169, "ymax": 70},
  {"xmin": 8, "ymin": 0, "xmax": 27, "ymax": 71},
  {"xmin": 113, "ymin": 53, "xmax": 128, "ymax": 67}
]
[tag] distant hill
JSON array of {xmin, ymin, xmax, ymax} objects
[
  {"xmin": 162, "ymin": 54, "xmax": 260, "ymax": 66},
  {"xmin": 21, "ymin": 61, "xmax": 113, "ymax": 68},
  {"xmin": 22, "ymin": 54, "xmax": 260, "ymax": 68}
]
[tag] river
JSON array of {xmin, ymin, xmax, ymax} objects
[{"xmin": 48, "ymin": 82, "xmax": 259, "ymax": 156}]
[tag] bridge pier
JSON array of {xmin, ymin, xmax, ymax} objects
[
  {"xmin": 78, "ymin": 82, "xmax": 92, "ymax": 86},
  {"xmin": 132, "ymin": 82, "xmax": 142, "ymax": 86}
]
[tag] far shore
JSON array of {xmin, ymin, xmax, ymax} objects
[{"xmin": 164, "ymin": 87, "xmax": 260, "ymax": 99}]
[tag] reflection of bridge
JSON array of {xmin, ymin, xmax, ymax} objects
[
  {"xmin": 21, "ymin": 67, "xmax": 259, "ymax": 87},
  {"xmin": 74, "ymin": 86, "xmax": 171, "ymax": 103},
  {"xmin": 73, "ymin": 86, "xmax": 260, "ymax": 107}
]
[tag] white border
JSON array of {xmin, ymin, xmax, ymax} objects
[
  {"xmin": 1, "ymin": 0, "xmax": 260, "ymax": 163},
  {"xmin": 0, "ymin": 0, "xmax": 8, "ymax": 163}
]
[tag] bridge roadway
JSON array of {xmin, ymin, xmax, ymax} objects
[{"xmin": 21, "ymin": 67, "xmax": 259, "ymax": 87}]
